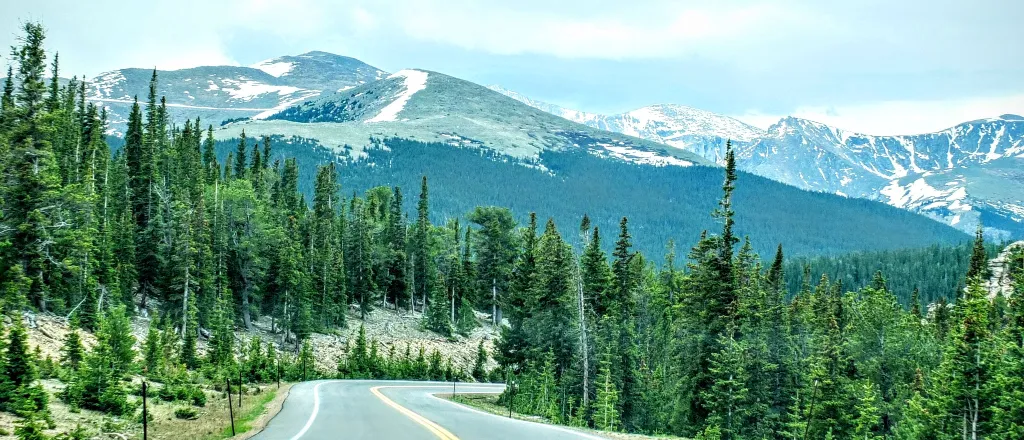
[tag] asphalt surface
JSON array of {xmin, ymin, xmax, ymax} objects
[{"xmin": 250, "ymin": 380, "xmax": 607, "ymax": 440}]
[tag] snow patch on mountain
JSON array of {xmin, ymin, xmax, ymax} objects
[
  {"xmin": 219, "ymin": 78, "xmax": 304, "ymax": 102},
  {"xmin": 251, "ymin": 60, "xmax": 295, "ymax": 77},
  {"xmin": 90, "ymin": 70, "xmax": 129, "ymax": 100},
  {"xmin": 616, "ymin": 104, "xmax": 764, "ymax": 143},
  {"xmin": 597, "ymin": 144, "xmax": 693, "ymax": 167},
  {"xmin": 366, "ymin": 70, "xmax": 429, "ymax": 123},
  {"xmin": 880, "ymin": 177, "xmax": 970, "ymax": 212}
]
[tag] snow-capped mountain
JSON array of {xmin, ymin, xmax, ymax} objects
[
  {"xmin": 490, "ymin": 87, "xmax": 1024, "ymax": 238},
  {"xmin": 87, "ymin": 51, "xmax": 386, "ymax": 133},
  {"xmin": 213, "ymin": 71, "xmax": 967, "ymax": 258},
  {"xmin": 224, "ymin": 69, "xmax": 709, "ymax": 168},
  {"xmin": 489, "ymin": 86, "xmax": 763, "ymax": 163},
  {"xmin": 742, "ymin": 115, "xmax": 1024, "ymax": 238},
  {"xmin": 250, "ymin": 51, "xmax": 386, "ymax": 92}
]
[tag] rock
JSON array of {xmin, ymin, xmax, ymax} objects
[{"xmin": 985, "ymin": 241, "xmax": 1024, "ymax": 299}]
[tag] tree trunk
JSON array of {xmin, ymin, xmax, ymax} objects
[{"xmin": 181, "ymin": 263, "xmax": 190, "ymax": 336}]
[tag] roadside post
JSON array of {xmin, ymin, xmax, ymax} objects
[
  {"xmin": 227, "ymin": 378, "xmax": 236, "ymax": 436},
  {"xmin": 142, "ymin": 381, "xmax": 148, "ymax": 440}
]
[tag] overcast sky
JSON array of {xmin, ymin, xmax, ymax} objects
[{"xmin": 2, "ymin": 0, "xmax": 1022, "ymax": 135}]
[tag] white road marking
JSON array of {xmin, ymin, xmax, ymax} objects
[{"xmin": 288, "ymin": 381, "xmax": 339, "ymax": 440}]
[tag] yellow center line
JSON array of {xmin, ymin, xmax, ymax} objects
[{"xmin": 370, "ymin": 386, "xmax": 460, "ymax": 440}]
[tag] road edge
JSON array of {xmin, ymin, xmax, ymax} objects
[
  {"xmin": 432, "ymin": 392, "xmax": 610, "ymax": 440},
  {"xmin": 233, "ymin": 382, "xmax": 295, "ymax": 440}
]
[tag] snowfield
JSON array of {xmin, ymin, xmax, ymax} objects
[
  {"xmin": 251, "ymin": 60, "xmax": 296, "ymax": 77},
  {"xmin": 367, "ymin": 70, "xmax": 429, "ymax": 123}
]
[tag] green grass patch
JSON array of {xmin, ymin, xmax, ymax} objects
[{"xmin": 214, "ymin": 388, "xmax": 277, "ymax": 439}]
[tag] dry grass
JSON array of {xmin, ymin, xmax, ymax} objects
[
  {"xmin": 0, "ymin": 381, "xmax": 291, "ymax": 440},
  {"xmin": 146, "ymin": 383, "xmax": 285, "ymax": 440}
]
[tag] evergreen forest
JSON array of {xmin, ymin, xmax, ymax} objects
[{"xmin": 1, "ymin": 23, "xmax": 1023, "ymax": 440}]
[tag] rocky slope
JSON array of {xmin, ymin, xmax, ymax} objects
[{"xmin": 986, "ymin": 241, "xmax": 1024, "ymax": 299}]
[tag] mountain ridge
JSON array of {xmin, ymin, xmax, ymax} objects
[{"xmin": 491, "ymin": 86, "xmax": 1024, "ymax": 238}]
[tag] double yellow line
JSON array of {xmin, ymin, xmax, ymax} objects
[{"xmin": 370, "ymin": 386, "xmax": 460, "ymax": 440}]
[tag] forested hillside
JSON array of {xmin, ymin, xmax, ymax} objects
[
  {"xmin": 2, "ymin": 23, "xmax": 1024, "ymax": 440},
  {"xmin": 784, "ymin": 241, "xmax": 1004, "ymax": 306},
  {"xmin": 209, "ymin": 135, "xmax": 968, "ymax": 259}
]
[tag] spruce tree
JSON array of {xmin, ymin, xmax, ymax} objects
[
  {"xmin": 234, "ymin": 131, "xmax": 248, "ymax": 179},
  {"xmin": 988, "ymin": 264, "xmax": 1024, "ymax": 439},
  {"xmin": 60, "ymin": 330, "xmax": 84, "ymax": 372},
  {"xmin": 413, "ymin": 176, "xmax": 431, "ymax": 312},
  {"xmin": 593, "ymin": 355, "xmax": 620, "ymax": 431},
  {"xmin": 967, "ymin": 225, "xmax": 989, "ymax": 282},
  {"xmin": 3, "ymin": 22, "xmax": 60, "ymax": 311},
  {"xmin": 472, "ymin": 341, "xmax": 488, "ymax": 381}
]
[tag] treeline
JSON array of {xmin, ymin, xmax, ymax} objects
[
  {"xmin": 2, "ymin": 22, "xmax": 1024, "ymax": 440},
  {"xmin": 785, "ymin": 241, "xmax": 1003, "ymax": 307},
  {"xmin": 492, "ymin": 153, "xmax": 1024, "ymax": 438}
]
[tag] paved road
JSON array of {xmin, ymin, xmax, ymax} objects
[{"xmin": 251, "ymin": 380, "xmax": 606, "ymax": 440}]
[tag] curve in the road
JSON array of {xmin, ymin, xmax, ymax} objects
[
  {"xmin": 286, "ymin": 380, "xmax": 335, "ymax": 440},
  {"xmin": 252, "ymin": 380, "xmax": 605, "ymax": 440},
  {"xmin": 370, "ymin": 386, "xmax": 459, "ymax": 440}
]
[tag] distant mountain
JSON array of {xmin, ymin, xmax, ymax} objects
[
  {"xmin": 207, "ymin": 69, "xmax": 967, "ymax": 258},
  {"xmin": 249, "ymin": 51, "xmax": 386, "ymax": 92},
  {"xmin": 488, "ymin": 86, "xmax": 763, "ymax": 163},
  {"xmin": 741, "ymin": 115, "xmax": 1024, "ymax": 238},
  {"xmin": 259, "ymin": 69, "xmax": 708, "ymax": 167},
  {"xmin": 86, "ymin": 51, "xmax": 386, "ymax": 133},
  {"xmin": 489, "ymin": 87, "xmax": 1024, "ymax": 239}
]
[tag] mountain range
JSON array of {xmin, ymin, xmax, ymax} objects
[
  {"xmin": 488, "ymin": 88, "xmax": 1024, "ymax": 239},
  {"xmin": 79, "ymin": 51, "xmax": 1020, "ymax": 255}
]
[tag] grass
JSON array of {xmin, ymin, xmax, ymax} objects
[
  {"xmin": 216, "ymin": 388, "xmax": 278, "ymax": 439},
  {"xmin": 135, "ymin": 384, "xmax": 283, "ymax": 440}
]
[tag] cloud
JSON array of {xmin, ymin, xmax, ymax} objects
[
  {"xmin": 373, "ymin": 0, "xmax": 820, "ymax": 61},
  {"xmin": 733, "ymin": 94, "xmax": 1024, "ymax": 136}
]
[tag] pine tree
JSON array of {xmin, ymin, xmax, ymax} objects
[
  {"xmin": 911, "ymin": 279, "xmax": 993, "ymax": 440},
  {"xmin": 234, "ymin": 130, "xmax": 248, "ymax": 179},
  {"xmin": 60, "ymin": 330, "xmax": 85, "ymax": 371},
  {"xmin": 386, "ymin": 186, "xmax": 408, "ymax": 311},
  {"xmin": 142, "ymin": 318, "xmax": 163, "ymax": 377},
  {"xmin": 988, "ymin": 263, "xmax": 1024, "ymax": 439},
  {"xmin": 610, "ymin": 218, "xmax": 634, "ymax": 314},
  {"xmin": 702, "ymin": 330, "xmax": 750, "ymax": 440},
  {"xmin": 0, "ymin": 320, "xmax": 41, "ymax": 410},
  {"xmin": 425, "ymin": 281, "xmax": 452, "ymax": 336},
  {"xmin": 583, "ymin": 227, "xmax": 612, "ymax": 316},
  {"xmin": 2, "ymin": 22, "xmax": 61, "ymax": 311},
  {"xmin": 413, "ymin": 176, "xmax": 431, "ymax": 312},
  {"xmin": 593, "ymin": 355, "xmax": 620, "ymax": 431},
  {"xmin": 967, "ymin": 225, "xmax": 988, "ymax": 282},
  {"xmin": 852, "ymin": 380, "xmax": 882, "ymax": 440},
  {"xmin": 473, "ymin": 341, "xmax": 488, "ymax": 381},
  {"xmin": 95, "ymin": 306, "xmax": 136, "ymax": 379}
]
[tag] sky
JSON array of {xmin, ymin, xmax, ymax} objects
[{"xmin": 1, "ymin": 0, "xmax": 1022, "ymax": 135}]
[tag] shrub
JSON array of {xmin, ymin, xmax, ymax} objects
[
  {"xmin": 174, "ymin": 407, "xmax": 199, "ymax": 420},
  {"xmin": 157, "ymin": 383, "xmax": 206, "ymax": 407}
]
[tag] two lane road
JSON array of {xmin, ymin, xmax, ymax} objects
[{"xmin": 251, "ymin": 380, "xmax": 606, "ymax": 440}]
